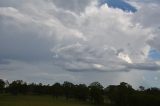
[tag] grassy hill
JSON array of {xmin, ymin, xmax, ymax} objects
[{"xmin": 0, "ymin": 95, "xmax": 93, "ymax": 106}]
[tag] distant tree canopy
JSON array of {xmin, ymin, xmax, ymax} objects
[
  {"xmin": 8, "ymin": 80, "xmax": 28, "ymax": 95},
  {"xmin": 89, "ymin": 82, "xmax": 104, "ymax": 104},
  {"xmin": 0, "ymin": 79, "xmax": 5, "ymax": 93},
  {"xmin": 51, "ymin": 82, "xmax": 62, "ymax": 98},
  {"xmin": 0, "ymin": 79, "xmax": 160, "ymax": 106}
]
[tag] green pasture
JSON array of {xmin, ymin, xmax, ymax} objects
[{"xmin": 0, "ymin": 95, "xmax": 93, "ymax": 106}]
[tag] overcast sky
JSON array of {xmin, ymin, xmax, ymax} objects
[{"xmin": 0, "ymin": 0, "xmax": 160, "ymax": 88}]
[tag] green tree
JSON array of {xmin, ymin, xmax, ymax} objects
[
  {"xmin": 0, "ymin": 79, "xmax": 5, "ymax": 93},
  {"xmin": 63, "ymin": 81, "xmax": 75, "ymax": 100},
  {"xmin": 51, "ymin": 83, "xmax": 62, "ymax": 98},
  {"xmin": 106, "ymin": 82, "xmax": 134, "ymax": 106},
  {"xmin": 8, "ymin": 80, "xmax": 28, "ymax": 95},
  {"xmin": 74, "ymin": 84, "xmax": 89, "ymax": 101},
  {"xmin": 89, "ymin": 82, "xmax": 104, "ymax": 104}
]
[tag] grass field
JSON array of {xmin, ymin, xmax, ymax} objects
[{"xmin": 0, "ymin": 95, "xmax": 93, "ymax": 106}]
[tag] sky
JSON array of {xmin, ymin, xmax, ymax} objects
[{"xmin": 0, "ymin": 0, "xmax": 160, "ymax": 88}]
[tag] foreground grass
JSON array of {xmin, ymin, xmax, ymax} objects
[{"xmin": 0, "ymin": 94, "xmax": 93, "ymax": 106}]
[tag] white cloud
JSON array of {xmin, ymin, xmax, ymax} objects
[
  {"xmin": 0, "ymin": 0, "xmax": 160, "ymax": 87},
  {"xmin": 0, "ymin": 0, "xmax": 158, "ymax": 72},
  {"xmin": 118, "ymin": 52, "xmax": 133, "ymax": 63},
  {"xmin": 49, "ymin": 2, "xmax": 153, "ymax": 71}
]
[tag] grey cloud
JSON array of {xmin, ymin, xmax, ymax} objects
[
  {"xmin": 0, "ymin": 59, "xmax": 10, "ymax": 65},
  {"xmin": 0, "ymin": 18, "xmax": 53, "ymax": 62},
  {"xmin": 65, "ymin": 62, "xmax": 160, "ymax": 72},
  {"xmin": 0, "ymin": 0, "xmax": 160, "ymax": 88},
  {"xmin": 132, "ymin": 3, "xmax": 160, "ymax": 28},
  {"xmin": 148, "ymin": 32, "xmax": 160, "ymax": 52},
  {"xmin": 0, "ymin": 0, "xmax": 157, "ymax": 72},
  {"xmin": 52, "ymin": 0, "xmax": 93, "ymax": 13},
  {"xmin": 0, "ymin": 0, "xmax": 26, "ymax": 7},
  {"xmin": 1, "ymin": 60, "xmax": 160, "ymax": 88},
  {"xmin": 126, "ymin": 63, "xmax": 160, "ymax": 71},
  {"xmin": 130, "ymin": 0, "xmax": 160, "ymax": 59}
]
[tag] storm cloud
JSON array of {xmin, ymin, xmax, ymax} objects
[{"xmin": 0, "ymin": 0, "xmax": 160, "ymax": 88}]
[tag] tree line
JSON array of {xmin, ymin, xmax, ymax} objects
[{"xmin": 0, "ymin": 79, "xmax": 160, "ymax": 106}]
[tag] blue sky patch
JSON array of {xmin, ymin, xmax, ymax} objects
[
  {"xmin": 149, "ymin": 49, "xmax": 160, "ymax": 60},
  {"xmin": 99, "ymin": 0, "xmax": 137, "ymax": 12}
]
